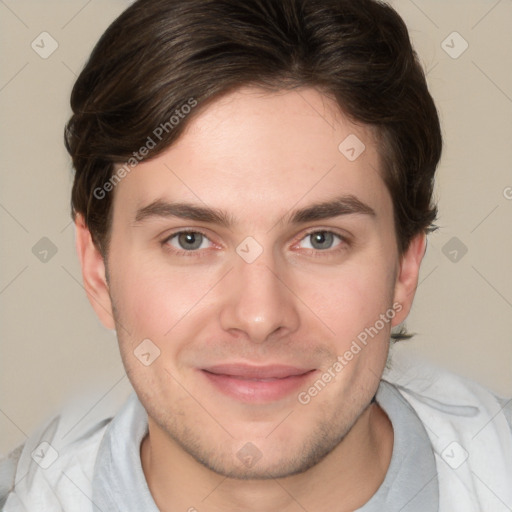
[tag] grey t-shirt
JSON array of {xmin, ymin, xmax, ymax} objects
[
  {"xmin": 357, "ymin": 381, "xmax": 438, "ymax": 511},
  {"xmin": 92, "ymin": 381, "xmax": 439, "ymax": 511}
]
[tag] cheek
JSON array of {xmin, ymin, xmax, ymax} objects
[
  {"xmin": 109, "ymin": 253, "xmax": 219, "ymax": 341},
  {"xmin": 305, "ymin": 260, "xmax": 395, "ymax": 340}
]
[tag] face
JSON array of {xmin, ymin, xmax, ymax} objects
[{"xmin": 78, "ymin": 86, "xmax": 423, "ymax": 479}]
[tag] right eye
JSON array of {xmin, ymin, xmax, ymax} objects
[{"xmin": 164, "ymin": 231, "xmax": 213, "ymax": 253}]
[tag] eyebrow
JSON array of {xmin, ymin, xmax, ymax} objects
[
  {"xmin": 286, "ymin": 195, "xmax": 376, "ymax": 224},
  {"xmin": 133, "ymin": 194, "xmax": 376, "ymax": 227},
  {"xmin": 134, "ymin": 201, "xmax": 234, "ymax": 226}
]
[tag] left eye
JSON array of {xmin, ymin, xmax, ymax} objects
[
  {"xmin": 167, "ymin": 231, "xmax": 212, "ymax": 251},
  {"xmin": 298, "ymin": 231, "xmax": 342, "ymax": 251}
]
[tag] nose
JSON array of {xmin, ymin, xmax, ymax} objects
[{"xmin": 219, "ymin": 250, "xmax": 301, "ymax": 344}]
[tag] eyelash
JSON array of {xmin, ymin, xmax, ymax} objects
[
  {"xmin": 161, "ymin": 229, "xmax": 350, "ymax": 258},
  {"xmin": 296, "ymin": 229, "xmax": 349, "ymax": 257},
  {"xmin": 162, "ymin": 230, "xmax": 213, "ymax": 258}
]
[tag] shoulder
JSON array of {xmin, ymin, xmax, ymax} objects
[
  {"xmin": 0, "ymin": 395, "xmax": 124, "ymax": 511},
  {"xmin": 0, "ymin": 443, "xmax": 24, "ymax": 509},
  {"xmin": 383, "ymin": 348, "xmax": 511, "ymax": 417},
  {"xmin": 381, "ymin": 347, "xmax": 512, "ymax": 449},
  {"xmin": 383, "ymin": 354, "xmax": 512, "ymax": 471},
  {"xmin": 496, "ymin": 395, "xmax": 512, "ymax": 434},
  {"xmin": 382, "ymin": 349, "xmax": 512, "ymax": 510}
]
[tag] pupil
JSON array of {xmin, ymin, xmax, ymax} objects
[
  {"xmin": 312, "ymin": 232, "xmax": 333, "ymax": 249},
  {"xmin": 179, "ymin": 232, "xmax": 202, "ymax": 250}
]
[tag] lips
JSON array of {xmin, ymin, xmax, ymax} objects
[
  {"xmin": 203, "ymin": 364, "xmax": 312, "ymax": 379},
  {"xmin": 200, "ymin": 364, "xmax": 316, "ymax": 402}
]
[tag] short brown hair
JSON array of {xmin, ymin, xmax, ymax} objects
[{"xmin": 65, "ymin": 0, "xmax": 442, "ymax": 257}]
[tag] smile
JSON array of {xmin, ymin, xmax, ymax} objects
[{"xmin": 200, "ymin": 364, "xmax": 317, "ymax": 403}]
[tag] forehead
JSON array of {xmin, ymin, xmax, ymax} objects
[{"xmin": 112, "ymin": 86, "xmax": 390, "ymax": 224}]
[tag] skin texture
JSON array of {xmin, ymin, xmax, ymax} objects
[{"xmin": 76, "ymin": 87, "xmax": 426, "ymax": 512}]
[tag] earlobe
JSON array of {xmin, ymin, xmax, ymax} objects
[
  {"xmin": 391, "ymin": 233, "xmax": 427, "ymax": 327},
  {"xmin": 74, "ymin": 214, "xmax": 116, "ymax": 330}
]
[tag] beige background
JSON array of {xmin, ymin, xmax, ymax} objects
[{"xmin": 1, "ymin": 0, "xmax": 511, "ymax": 457}]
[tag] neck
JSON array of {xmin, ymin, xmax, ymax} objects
[{"xmin": 140, "ymin": 402, "xmax": 393, "ymax": 512}]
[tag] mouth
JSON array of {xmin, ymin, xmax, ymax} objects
[{"xmin": 200, "ymin": 364, "xmax": 317, "ymax": 403}]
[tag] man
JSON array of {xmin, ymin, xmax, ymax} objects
[{"xmin": 1, "ymin": 0, "xmax": 511, "ymax": 510}]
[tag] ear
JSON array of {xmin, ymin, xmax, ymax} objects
[
  {"xmin": 75, "ymin": 214, "xmax": 115, "ymax": 329},
  {"xmin": 391, "ymin": 233, "xmax": 427, "ymax": 326}
]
